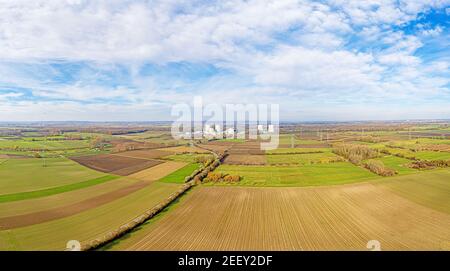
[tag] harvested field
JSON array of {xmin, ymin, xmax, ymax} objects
[
  {"xmin": 71, "ymin": 154, "xmax": 162, "ymax": 176},
  {"xmin": 111, "ymin": 184, "xmax": 450, "ymax": 251},
  {"xmin": 108, "ymin": 138, "xmax": 165, "ymax": 150},
  {"xmin": 113, "ymin": 149, "xmax": 171, "ymax": 160},
  {"xmin": 0, "ymin": 180, "xmax": 150, "ymax": 229},
  {"xmin": 227, "ymin": 143, "xmax": 265, "ymax": 155},
  {"xmin": 129, "ymin": 161, "xmax": 188, "ymax": 181},
  {"xmin": 157, "ymin": 146, "xmax": 210, "ymax": 154},
  {"xmin": 223, "ymin": 154, "xmax": 266, "ymax": 165}
]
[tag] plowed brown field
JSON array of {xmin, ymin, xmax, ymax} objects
[
  {"xmin": 71, "ymin": 154, "xmax": 162, "ymax": 176},
  {"xmin": 223, "ymin": 154, "xmax": 266, "ymax": 165},
  {"xmin": 158, "ymin": 146, "xmax": 210, "ymax": 153},
  {"xmin": 112, "ymin": 184, "xmax": 450, "ymax": 251},
  {"xmin": 113, "ymin": 149, "xmax": 171, "ymax": 160}
]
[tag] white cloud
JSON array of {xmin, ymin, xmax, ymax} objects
[
  {"xmin": 420, "ymin": 25, "xmax": 444, "ymax": 37},
  {"xmin": 0, "ymin": 0, "xmax": 448, "ymax": 120}
]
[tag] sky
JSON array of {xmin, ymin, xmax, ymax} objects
[{"xmin": 0, "ymin": 0, "xmax": 449, "ymax": 121}]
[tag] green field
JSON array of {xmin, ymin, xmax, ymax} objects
[
  {"xmin": 0, "ymin": 175, "xmax": 118, "ymax": 203},
  {"xmin": 0, "ymin": 182, "xmax": 182, "ymax": 250},
  {"xmin": 0, "ymin": 177, "xmax": 141, "ymax": 218},
  {"xmin": 215, "ymin": 162, "xmax": 379, "ymax": 186},
  {"xmin": 0, "ymin": 139, "xmax": 90, "ymax": 150},
  {"xmin": 159, "ymin": 163, "xmax": 202, "ymax": 183},
  {"xmin": 375, "ymin": 156, "xmax": 418, "ymax": 175},
  {"xmin": 414, "ymin": 151, "xmax": 450, "ymax": 161},
  {"xmin": 375, "ymin": 169, "xmax": 450, "ymax": 214},
  {"xmin": 0, "ymin": 158, "xmax": 107, "ymax": 194},
  {"xmin": 266, "ymin": 152, "xmax": 341, "ymax": 165},
  {"xmin": 278, "ymin": 135, "xmax": 324, "ymax": 145}
]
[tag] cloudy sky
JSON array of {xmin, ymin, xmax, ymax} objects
[{"xmin": 0, "ymin": 0, "xmax": 449, "ymax": 121}]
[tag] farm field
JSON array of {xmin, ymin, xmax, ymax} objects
[
  {"xmin": 163, "ymin": 153, "xmax": 213, "ymax": 163},
  {"xmin": 109, "ymin": 183, "xmax": 450, "ymax": 251},
  {"xmin": 375, "ymin": 169, "xmax": 450, "ymax": 214},
  {"xmin": 0, "ymin": 181, "xmax": 182, "ymax": 250},
  {"xmin": 384, "ymin": 148, "xmax": 450, "ymax": 161},
  {"xmin": 1, "ymin": 122, "xmax": 449, "ymax": 251},
  {"xmin": 158, "ymin": 145, "xmax": 210, "ymax": 154},
  {"xmin": 214, "ymin": 162, "xmax": 379, "ymax": 186},
  {"xmin": 266, "ymin": 147, "xmax": 331, "ymax": 154},
  {"xmin": 0, "ymin": 138, "xmax": 90, "ymax": 150},
  {"xmin": 159, "ymin": 163, "xmax": 202, "ymax": 183},
  {"xmin": 223, "ymin": 154, "xmax": 267, "ymax": 165},
  {"xmin": 113, "ymin": 149, "xmax": 171, "ymax": 160},
  {"xmin": 413, "ymin": 151, "xmax": 450, "ymax": 161},
  {"xmin": 71, "ymin": 154, "xmax": 163, "ymax": 176},
  {"xmin": 266, "ymin": 152, "xmax": 342, "ymax": 165},
  {"xmin": 0, "ymin": 177, "xmax": 142, "ymax": 217},
  {"xmin": 0, "ymin": 175, "xmax": 118, "ymax": 203},
  {"xmin": 375, "ymin": 156, "xmax": 418, "ymax": 175},
  {"xmin": 0, "ymin": 157, "xmax": 108, "ymax": 194},
  {"xmin": 129, "ymin": 161, "xmax": 188, "ymax": 181}
]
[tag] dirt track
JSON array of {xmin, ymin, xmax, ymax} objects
[{"xmin": 0, "ymin": 181, "xmax": 150, "ymax": 229}]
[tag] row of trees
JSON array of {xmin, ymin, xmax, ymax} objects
[
  {"xmin": 410, "ymin": 160, "xmax": 450, "ymax": 170},
  {"xmin": 183, "ymin": 151, "xmax": 228, "ymax": 183},
  {"xmin": 194, "ymin": 155, "xmax": 214, "ymax": 166},
  {"xmin": 332, "ymin": 144, "xmax": 380, "ymax": 165},
  {"xmin": 203, "ymin": 172, "xmax": 241, "ymax": 183}
]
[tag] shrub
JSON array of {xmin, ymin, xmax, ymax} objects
[
  {"xmin": 409, "ymin": 160, "xmax": 450, "ymax": 169},
  {"xmin": 332, "ymin": 144, "xmax": 379, "ymax": 165},
  {"xmin": 223, "ymin": 175, "xmax": 240, "ymax": 183},
  {"xmin": 364, "ymin": 160, "xmax": 397, "ymax": 176},
  {"xmin": 348, "ymin": 154, "xmax": 363, "ymax": 165},
  {"xmin": 206, "ymin": 172, "xmax": 224, "ymax": 182}
]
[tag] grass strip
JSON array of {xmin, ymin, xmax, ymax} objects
[
  {"xmin": 0, "ymin": 175, "xmax": 119, "ymax": 203},
  {"xmin": 159, "ymin": 163, "xmax": 201, "ymax": 183}
]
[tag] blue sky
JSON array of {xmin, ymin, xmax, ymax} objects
[{"xmin": 0, "ymin": 0, "xmax": 449, "ymax": 121}]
